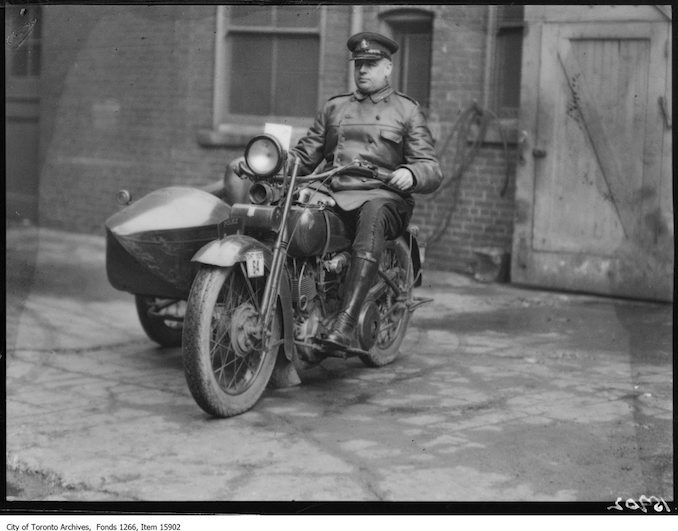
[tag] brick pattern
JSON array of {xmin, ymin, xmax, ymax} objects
[
  {"xmin": 412, "ymin": 145, "xmax": 517, "ymax": 274},
  {"xmin": 37, "ymin": 5, "xmax": 516, "ymax": 273}
]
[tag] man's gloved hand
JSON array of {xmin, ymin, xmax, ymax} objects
[{"xmin": 388, "ymin": 167, "xmax": 415, "ymax": 191}]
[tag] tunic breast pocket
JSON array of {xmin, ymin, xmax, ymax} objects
[
  {"xmin": 380, "ymin": 129, "xmax": 402, "ymax": 145},
  {"xmin": 379, "ymin": 129, "xmax": 404, "ymax": 162}
]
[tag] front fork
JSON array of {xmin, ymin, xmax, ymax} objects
[{"xmin": 259, "ymin": 157, "xmax": 301, "ymax": 346}]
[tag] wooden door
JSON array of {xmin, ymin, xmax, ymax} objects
[
  {"xmin": 512, "ymin": 18, "xmax": 673, "ymax": 301},
  {"xmin": 5, "ymin": 5, "xmax": 42, "ymax": 222}
]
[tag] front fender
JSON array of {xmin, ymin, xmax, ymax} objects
[
  {"xmin": 192, "ymin": 235, "xmax": 296, "ymax": 365},
  {"xmin": 192, "ymin": 234, "xmax": 265, "ymax": 267}
]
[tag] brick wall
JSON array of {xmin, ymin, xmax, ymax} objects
[
  {"xmin": 414, "ymin": 143, "xmax": 517, "ymax": 274},
  {"xmin": 37, "ymin": 4, "xmax": 517, "ymax": 275},
  {"xmin": 366, "ymin": 5, "xmax": 516, "ymax": 274},
  {"xmin": 38, "ymin": 5, "xmax": 226, "ymax": 234}
]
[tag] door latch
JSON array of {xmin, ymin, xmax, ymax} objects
[{"xmin": 517, "ymin": 130, "xmax": 528, "ymax": 165}]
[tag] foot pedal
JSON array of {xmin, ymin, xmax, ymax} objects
[
  {"xmin": 344, "ymin": 345, "xmax": 370, "ymax": 357},
  {"xmin": 316, "ymin": 338, "xmax": 369, "ymax": 359}
]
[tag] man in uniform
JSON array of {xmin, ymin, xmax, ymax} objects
[{"xmin": 292, "ymin": 31, "xmax": 443, "ymax": 349}]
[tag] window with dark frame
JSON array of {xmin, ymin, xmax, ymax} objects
[
  {"xmin": 225, "ymin": 5, "xmax": 320, "ymax": 119},
  {"xmin": 382, "ymin": 9, "xmax": 434, "ymax": 111},
  {"xmin": 491, "ymin": 5, "xmax": 524, "ymax": 119}
]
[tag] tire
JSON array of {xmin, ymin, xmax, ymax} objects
[
  {"xmin": 359, "ymin": 238, "xmax": 413, "ymax": 367},
  {"xmin": 182, "ymin": 264, "xmax": 280, "ymax": 418},
  {"xmin": 135, "ymin": 295, "xmax": 184, "ymax": 347}
]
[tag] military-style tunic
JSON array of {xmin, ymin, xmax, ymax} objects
[{"xmin": 291, "ymin": 84, "xmax": 443, "ymax": 210}]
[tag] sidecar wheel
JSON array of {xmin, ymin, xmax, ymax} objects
[
  {"xmin": 182, "ymin": 265, "xmax": 280, "ymax": 418},
  {"xmin": 359, "ymin": 238, "xmax": 413, "ymax": 367},
  {"xmin": 135, "ymin": 295, "xmax": 184, "ymax": 347}
]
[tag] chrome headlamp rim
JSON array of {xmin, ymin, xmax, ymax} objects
[{"xmin": 244, "ymin": 134, "xmax": 285, "ymax": 179}]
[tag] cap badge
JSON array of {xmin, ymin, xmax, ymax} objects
[{"xmin": 359, "ymin": 39, "xmax": 369, "ymax": 51}]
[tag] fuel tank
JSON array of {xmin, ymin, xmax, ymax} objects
[
  {"xmin": 105, "ymin": 186, "xmax": 231, "ymax": 294},
  {"xmin": 286, "ymin": 206, "xmax": 352, "ymax": 257}
]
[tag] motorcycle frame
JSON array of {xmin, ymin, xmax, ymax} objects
[
  {"xmin": 193, "ymin": 151, "xmax": 431, "ymax": 361},
  {"xmin": 258, "ymin": 156, "xmax": 428, "ymax": 342}
]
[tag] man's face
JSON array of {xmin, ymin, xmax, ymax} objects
[{"xmin": 354, "ymin": 58, "xmax": 392, "ymax": 94}]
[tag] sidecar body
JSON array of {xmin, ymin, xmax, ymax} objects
[{"xmin": 105, "ymin": 186, "xmax": 232, "ymax": 300}]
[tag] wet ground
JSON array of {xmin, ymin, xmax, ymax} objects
[{"xmin": 4, "ymin": 226, "xmax": 674, "ymax": 504}]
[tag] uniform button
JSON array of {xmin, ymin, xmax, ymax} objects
[{"xmin": 376, "ymin": 115, "xmax": 380, "ymax": 120}]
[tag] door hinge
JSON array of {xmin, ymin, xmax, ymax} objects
[
  {"xmin": 516, "ymin": 235, "xmax": 528, "ymax": 269},
  {"xmin": 659, "ymin": 96, "xmax": 672, "ymax": 129}
]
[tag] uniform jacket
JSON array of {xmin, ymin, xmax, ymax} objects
[{"xmin": 291, "ymin": 84, "xmax": 443, "ymax": 210}]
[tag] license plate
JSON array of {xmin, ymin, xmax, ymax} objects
[{"xmin": 245, "ymin": 250, "xmax": 265, "ymax": 278}]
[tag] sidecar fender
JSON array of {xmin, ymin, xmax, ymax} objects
[{"xmin": 191, "ymin": 235, "xmax": 296, "ymax": 364}]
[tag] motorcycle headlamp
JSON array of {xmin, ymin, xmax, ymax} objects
[{"xmin": 244, "ymin": 134, "xmax": 285, "ymax": 179}]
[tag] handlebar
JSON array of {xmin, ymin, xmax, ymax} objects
[
  {"xmin": 235, "ymin": 156, "xmax": 397, "ymax": 190},
  {"xmin": 279, "ymin": 159, "xmax": 393, "ymax": 184}
]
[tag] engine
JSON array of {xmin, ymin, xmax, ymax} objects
[{"xmin": 290, "ymin": 255, "xmax": 346, "ymax": 362}]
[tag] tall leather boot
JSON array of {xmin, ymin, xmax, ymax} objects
[{"xmin": 324, "ymin": 251, "xmax": 379, "ymax": 349}]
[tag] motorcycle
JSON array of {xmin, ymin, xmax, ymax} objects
[{"xmin": 105, "ymin": 131, "xmax": 430, "ymax": 417}]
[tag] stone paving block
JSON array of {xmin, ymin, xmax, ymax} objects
[
  {"xmin": 5, "ymin": 399, "xmax": 48, "ymax": 417},
  {"xmin": 399, "ymin": 414, "xmax": 448, "ymax": 426},
  {"xmin": 541, "ymin": 397, "xmax": 633, "ymax": 423}
]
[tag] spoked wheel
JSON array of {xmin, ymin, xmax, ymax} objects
[
  {"xmin": 135, "ymin": 295, "xmax": 185, "ymax": 347},
  {"xmin": 359, "ymin": 238, "xmax": 413, "ymax": 367},
  {"xmin": 182, "ymin": 264, "xmax": 280, "ymax": 418}
]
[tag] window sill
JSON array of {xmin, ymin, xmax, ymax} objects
[{"xmin": 198, "ymin": 123, "xmax": 309, "ymax": 148}]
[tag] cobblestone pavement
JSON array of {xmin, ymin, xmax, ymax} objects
[{"xmin": 5, "ymin": 226, "xmax": 673, "ymax": 503}]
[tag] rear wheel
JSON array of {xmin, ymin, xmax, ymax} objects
[
  {"xmin": 359, "ymin": 238, "xmax": 413, "ymax": 367},
  {"xmin": 135, "ymin": 295, "xmax": 184, "ymax": 347},
  {"xmin": 182, "ymin": 264, "xmax": 280, "ymax": 418}
]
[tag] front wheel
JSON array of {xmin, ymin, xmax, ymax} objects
[
  {"xmin": 359, "ymin": 238, "xmax": 413, "ymax": 367},
  {"xmin": 182, "ymin": 264, "xmax": 280, "ymax": 417}
]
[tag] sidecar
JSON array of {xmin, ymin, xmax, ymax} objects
[{"xmin": 105, "ymin": 168, "xmax": 251, "ymax": 346}]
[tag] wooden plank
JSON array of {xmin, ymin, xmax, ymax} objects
[
  {"xmin": 533, "ymin": 5, "xmax": 666, "ymax": 23},
  {"xmin": 660, "ymin": 25, "xmax": 673, "ymax": 232},
  {"xmin": 654, "ymin": 5, "xmax": 672, "ymax": 21},
  {"xmin": 530, "ymin": 23, "xmax": 561, "ymax": 250},
  {"xmin": 557, "ymin": 40, "xmax": 636, "ymax": 238},
  {"xmin": 561, "ymin": 21, "xmax": 652, "ymax": 40},
  {"xmin": 529, "ymin": 26, "xmax": 623, "ymax": 255},
  {"xmin": 510, "ymin": 9, "xmax": 542, "ymax": 281}
]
